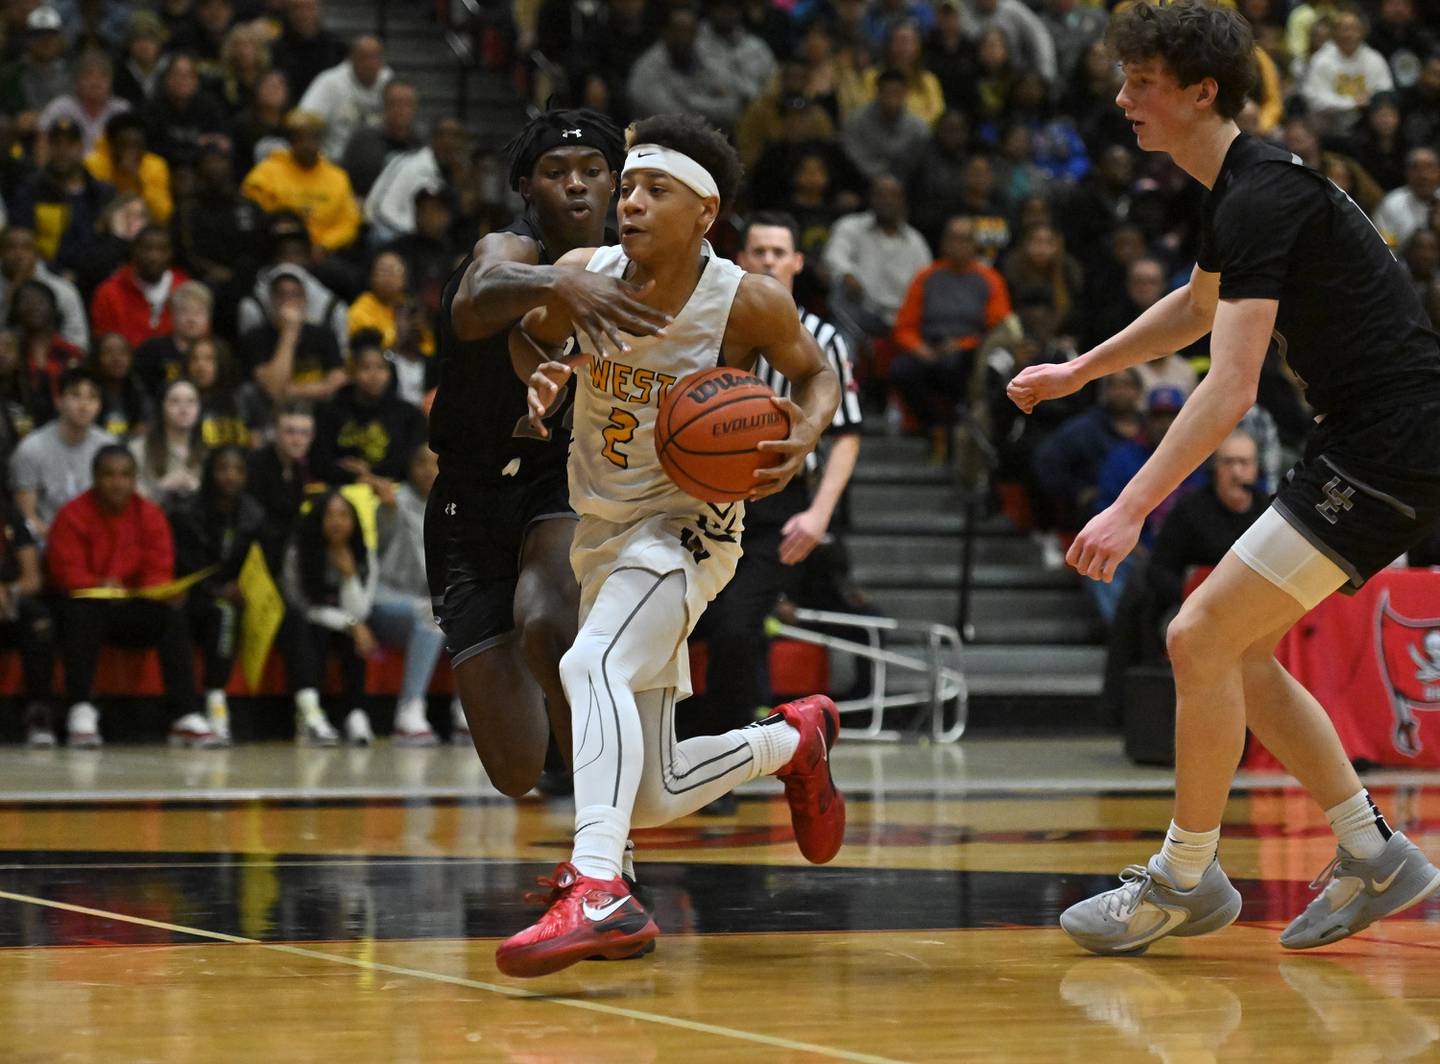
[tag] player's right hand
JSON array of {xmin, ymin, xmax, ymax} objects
[
  {"xmin": 553, "ymin": 273, "xmax": 670, "ymax": 359},
  {"xmin": 1006, "ymin": 361, "xmax": 1083, "ymax": 414},
  {"xmin": 526, "ymin": 359, "xmax": 581, "ymax": 437}
]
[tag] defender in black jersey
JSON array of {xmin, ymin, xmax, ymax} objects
[
  {"xmin": 429, "ymin": 110, "xmax": 669, "ymax": 796},
  {"xmin": 1009, "ymin": 0, "xmax": 1440, "ymax": 955}
]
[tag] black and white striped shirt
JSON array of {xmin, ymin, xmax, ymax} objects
[{"xmin": 754, "ymin": 307, "xmax": 864, "ymax": 474}]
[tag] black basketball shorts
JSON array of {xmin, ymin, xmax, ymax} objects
[
  {"xmin": 425, "ymin": 465, "xmax": 575, "ymax": 664},
  {"xmin": 1272, "ymin": 399, "xmax": 1440, "ymax": 588}
]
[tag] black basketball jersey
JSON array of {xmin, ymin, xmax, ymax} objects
[
  {"xmin": 1196, "ymin": 132, "xmax": 1440, "ymax": 417},
  {"xmin": 429, "ymin": 215, "xmax": 573, "ymax": 482}
]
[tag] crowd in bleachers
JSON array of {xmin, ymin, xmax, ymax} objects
[
  {"xmin": 0, "ymin": 0, "xmax": 484, "ymax": 749},
  {"xmin": 3, "ymin": 0, "xmax": 1440, "ymax": 747}
]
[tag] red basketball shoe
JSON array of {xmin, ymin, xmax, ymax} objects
[
  {"xmin": 773, "ymin": 695, "xmax": 846, "ymax": 864},
  {"xmin": 495, "ymin": 862, "xmax": 658, "ymax": 978}
]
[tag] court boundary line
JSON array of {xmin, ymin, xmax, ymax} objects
[{"xmin": 0, "ymin": 888, "xmax": 906, "ymax": 1064}]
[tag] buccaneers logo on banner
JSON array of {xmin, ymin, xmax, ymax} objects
[{"xmin": 1374, "ymin": 590, "xmax": 1440, "ymax": 757}]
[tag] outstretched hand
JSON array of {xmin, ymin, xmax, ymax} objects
[
  {"xmin": 553, "ymin": 273, "xmax": 670, "ymax": 359},
  {"xmin": 1007, "ymin": 361, "xmax": 1083, "ymax": 415}
]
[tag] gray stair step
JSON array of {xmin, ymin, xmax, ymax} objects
[
  {"xmin": 847, "ymin": 533, "xmax": 1039, "ymax": 568},
  {"xmin": 851, "ymin": 435, "xmax": 929, "ymax": 463},
  {"xmin": 866, "ymin": 589, "xmax": 1099, "ymax": 644},
  {"xmin": 958, "ymin": 644, "xmax": 1106, "ymax": 674},
  {"xmin": 852, "ymin": 562, "xmax": 1077, "ymax": 590},
  {"xmin": 852, "ymin": 511, "xmax": 1003, "ymax": 535},
  {"xmin": 849, "ymin": 460, "xmax": 952, "ymax": 486},
  {"xmin": 848, "ymin": 483, "xmax": 959, "ymax": 513}
]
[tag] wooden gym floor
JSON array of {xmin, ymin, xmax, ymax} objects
[{"xmin": 0, "ymin": 737, "xmax": 1436, "ymax": 1062}]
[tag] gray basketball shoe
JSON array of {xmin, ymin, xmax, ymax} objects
[
  {"xmin": 1061, "ymin": 856, "xmax": 1243, "ymax": 956},
  {"xmin": 1280, "ymin": 832, "xmax": 1440, "ymax": 950}
]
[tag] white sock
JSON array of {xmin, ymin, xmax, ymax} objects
[
  {"xmin": 206, "ymin": 689, "xmax": 228, "ymax": 717},
  {"xmin": 1157, "ymin": 821, "xmax": 1220, "ymax": 889},
  {"xmin": 622, "ymin": 839, "xmax": 636, "ymax": 882},
  {"xmin": 1326, "ymin": 789, "xmax": 1392, "ymax": 859},
  {"xmin": 741, "ymin": 713, "xmax": 801, "ymax": 776},
  {"xmin": 294, "ymin": 688, "xmax": 321, "ymax": 719},
  {"xmin": 571, "ymin": 804, "xmax": 629, "ymax": 880}
]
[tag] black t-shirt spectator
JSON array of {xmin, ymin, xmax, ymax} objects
[
  {"xmin": 239, "ymin": 322, "xmax": 343, "ymax": 391},
  {"xmin": 271, "ymin": 28, "xmax": 347, "ymax": 100},
  {"xmin": 1196, "ymin": 132, "xmax": 1440, "ymax": 416},
  {"xmin": 1146, "ymin": 486, "xmax": 1269, "ymax": 605},
  {"xmin": 310, "ymin": 384, "xmax": 427, "ymax": 486}
]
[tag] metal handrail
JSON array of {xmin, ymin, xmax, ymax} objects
[{"xmin": 772, "ymin": 608, "xmax": 968, "ymax": 743}]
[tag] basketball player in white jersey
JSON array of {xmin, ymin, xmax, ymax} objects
[{"xmin": 496, "ymin": 114, "xmax": 844, "ymax": 978}]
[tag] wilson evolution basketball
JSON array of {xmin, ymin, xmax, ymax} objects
[{"xmin": 655, "ymin": 367, "xmax": 790, "ymax": 503}]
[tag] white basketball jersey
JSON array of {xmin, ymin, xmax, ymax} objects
[{"xmin": 568, "ymin": 241, "xmax": 747, "ymax": 524}]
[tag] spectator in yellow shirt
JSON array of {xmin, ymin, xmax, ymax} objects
[
  {"xmin": 84, "ymin": 111, "xmax": 172, "ymax": 224},
  {"xmin": 859, "ymin": 21, "xmax": 946, "ymax": 127},
  {"xmin": 346, "ymin": 250, "xmax": 433, "ymax": 355},
  {"xmin": 240, "ymin": 109, "xmax": 361, "ymax": 255}
]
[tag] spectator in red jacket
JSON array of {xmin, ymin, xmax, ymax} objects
[
  {"xmin": 89, "ymin": 226, "xmax": 192, "ymax": 349},
  {"xmin": 889, "ymin": 214, "xmax": 1015, "ymax": 459},
  {"xmin": 47, "ymin": 443, "xmax": 215, "ymax": 748}
]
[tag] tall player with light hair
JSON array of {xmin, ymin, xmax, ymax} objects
[
  {"xmin": 1010, "ymin": 0, "xmax": 1440, "ymax": 956},
  {"xmin": 497, "ymin": 114, "xmax": 845, "ymax": 978}
]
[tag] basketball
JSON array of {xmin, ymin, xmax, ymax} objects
[{"xmin": 655, "ymin": 367, "xmax": 790, "ymax": 503}]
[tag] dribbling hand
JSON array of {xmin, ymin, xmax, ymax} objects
[
  {"xmin": 526, "ymin": 355, "xmax": 589, "ymax": 437},
  {"xmin": 750, "ymin": 395, "xmax": 815, "ymax": 501},
  {"xmin": 1006, "ymin": 361, "xmax": 1083, "ymax": 414}
]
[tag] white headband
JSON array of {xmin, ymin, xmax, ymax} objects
[{"xmin": 623, "ymin": 143, "xmax": 719, "ymax": 202}]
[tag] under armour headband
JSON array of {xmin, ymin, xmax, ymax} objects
[
  {"xmin": 622, "ymin": 144, "xmax": 720, "ymax": 202},
  {"xmin": 506, "ymin": 110, "xmax": 625, "ymax": 191}
]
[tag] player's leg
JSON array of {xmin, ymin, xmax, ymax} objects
[
  {"xmin": 427, "ymin": 477, "xmax": 552, "ymax": 796},
  {"xmin": 629, "ymin": 684, "xmax": 843, "ymax": 863},
  {"xmin": 513, "ymin": 515, "xmax": 579, "ymax": 759},
  {"xmin": 496, "ymin": 566, "xmax": 684, "ymax": 976},
  {"xmin": 1059, "ymin": 551, "xmax": 1308, "ymax": 954}
]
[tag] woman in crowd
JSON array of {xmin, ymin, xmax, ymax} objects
[
  {"xmin": 281, "ymin": 489, "xmax": 376, "ymax": 746},
  {"xmin": 130, "ymin": 378, "xmax": 205, "ymax": 504},
  {"xmin": 186, "ymin": 336, "xmax": 267, "ymax": 449},
  {"xmin": 860, "ymin": 20, "xmax": 944, "ymax": 126},
  {"xmin": 89, "ymin": 332, "xmax": 152, "ymax": 439},
  {"xmin": 169, "ymin": 444, "xmax": 266, "ymax": 744},
  {"xmin": 1002, "ymin": 224, "xmax": 1084, "ymax": 339},
  {"xmin": 217, "ymin": 21, "xmax": 272, "ymax": 111}
]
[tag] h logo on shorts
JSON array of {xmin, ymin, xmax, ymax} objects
[{"xmin": 1315, "ymin": 476, "xmax": 1355, "ymax": 525}]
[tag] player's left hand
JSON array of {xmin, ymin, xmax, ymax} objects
[
  {"xmin": 525, "ymin": 355, "xmax": 589, "ymax": 437},
  {"xmin": 1067, "ymin": 504, "xmax": 1143, "ymax": 582},
  {"xmin": 779, "ymin": 508, "xmax": 828, "ymax": 565},
  {"xmin": 750, "ymin": 396, "xmax": 817, "ymax": 501}
]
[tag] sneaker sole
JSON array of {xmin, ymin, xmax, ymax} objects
[
  {"xmin": 496, "ymin": 921, "xmax": 659, "ymax": 978},
  {"xmin": 585, "ymin": 936, "xmax": 658, "ymax": 961},
  {"xmin": 1281, "ymin": 868, "xmax": 1440, "ymax": 950}
]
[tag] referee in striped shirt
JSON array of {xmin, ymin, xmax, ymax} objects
[{"xmin": 687, "ymin": 212, "xmax": 864, "ymax": 807}]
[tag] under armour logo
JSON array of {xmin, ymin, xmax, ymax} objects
[
  {"xmin": 561, "ymin": 128, "xmax": 582, "ymax": 139},
  {"xmin": 1314, "ymin": 477, "xmax": 1355, "ymax": 525},
  {"xmin": 444, "ymin": 502, "xmax": 457, "ymax": 516}
]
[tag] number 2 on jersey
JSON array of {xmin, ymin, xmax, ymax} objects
[{"xmin": 601, "ymin": 407, "xmax": 639, "ymax": 467}]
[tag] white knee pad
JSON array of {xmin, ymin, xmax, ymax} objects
[{"xmin": 1231, "ymin": 507, "xmax": 1348, "ymax": 610}]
